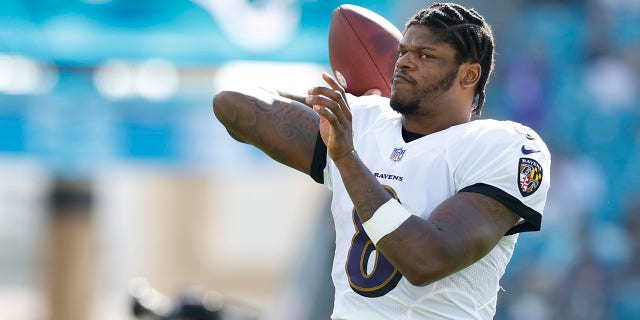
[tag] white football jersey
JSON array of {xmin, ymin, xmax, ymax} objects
[{"xmin": 322, "ymin": 94, "xmax": 551, "ymax": 320}]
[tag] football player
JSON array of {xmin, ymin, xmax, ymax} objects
[{"xmin": 212, "ymin": 3, "xmax": 550, "ymax": 319}]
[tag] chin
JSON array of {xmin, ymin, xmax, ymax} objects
[
  {"xmin": 390, "ymin": 93, "xmax": 419, "ymax": 115},
  {"xmin": 389, "ymin": 88, "xmax": 405, "ymax": 107}
]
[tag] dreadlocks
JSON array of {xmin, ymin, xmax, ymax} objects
[{"xmin": 406, "ymin": 2, "xmax": 495, "ymax": 115}]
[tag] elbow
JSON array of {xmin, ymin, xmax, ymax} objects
[
  {"xmin": 402, "ymin": 269, "xmax": 440, "ymax": 287},
  {"xmin": 212, "ymin": 90, "xmax": 234, "ymax": 125},
  {"xmin": 399, "ymin": 256, "xmax": 455, "ymax": 287},
  {"xmin": 212, "ymin": 90, "xmax": 245, "ymax": 143}
]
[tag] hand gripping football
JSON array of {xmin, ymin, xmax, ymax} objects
[{"xmin": 328, "ymin": 4, "xmax": 402, "ymax": 97}]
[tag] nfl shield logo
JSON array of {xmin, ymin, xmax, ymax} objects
[{"xmin": 390, "ymin": 148, "xmax": 406, "ymax": 162}]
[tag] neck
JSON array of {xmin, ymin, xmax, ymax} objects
[
  {"xmin": 393, "ymin": 88, "xmax": 475, "ymax": 135},
  {"xmin": 401, "ymin": 108, "xmax": 471, "ymax": 136}
]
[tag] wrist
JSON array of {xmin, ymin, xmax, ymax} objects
[
  {"xmin": 332, "ymin": 149, "xmax": 358, "ymax": 166},
  {"xmin": 362, "ymin": 199, "xmax": 413, "ymax": 246}
]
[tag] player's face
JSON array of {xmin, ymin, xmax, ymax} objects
[{"xmin": 390, "ymin": 25, "xmax": 460, "ymax": 115}]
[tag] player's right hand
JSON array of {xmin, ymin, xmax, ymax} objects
[{"xmin": 306, "ymin": 72, "xmax": 354, "ymax": 163}]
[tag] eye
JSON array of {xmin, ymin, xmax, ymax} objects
[
  {"xmin": 397, "ymin": 49, "xmax": 407, "ymax": 56},
  {"xmin": 419, "ymin": 53, "xmax": 434, "ymax": 60}
]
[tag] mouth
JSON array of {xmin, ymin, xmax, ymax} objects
[{"xmin": 392, "ymin": 73, "xmax": 414, "ymax": 85}]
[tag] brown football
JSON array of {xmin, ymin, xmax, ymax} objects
[{"xmin": 328, "ymin": 4, "xmax": 402, "ymax": 97}]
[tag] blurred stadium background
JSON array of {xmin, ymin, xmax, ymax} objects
[{"xmin": 0, "ymin": 0, "xmax": 639, "ymax": 319}]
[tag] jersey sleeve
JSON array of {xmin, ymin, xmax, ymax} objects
[
  {"xmin": 310, "ymin": 131, "xmax": 327, "ymax": 184},
  {"xmin": 451, "ymin": 121, "xmax": 551, "ymax": 235}
]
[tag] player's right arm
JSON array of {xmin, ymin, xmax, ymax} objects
[{"xmin": 212, "ymin": 90, "xmax": 321, "ymax": 176}]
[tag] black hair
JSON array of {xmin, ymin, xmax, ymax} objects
[{"xmin": 405, "ymin": 2, "xmax": 495, "ymax": 115}]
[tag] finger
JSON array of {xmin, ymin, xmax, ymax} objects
[
  {"xmin": 322, "ymin": 72, "xmax": 348, "ymax": 103},
  {"xmin": 320, "ymin": 73, "xmax": 352, "ymax": 123},
  {"xmin": 306, "ymin": 87, "xmax": 345, "ymax": 115},
  {"xmin": 312, "ymin": 103, "xmax": 340, "ymax": 127},
  {"xmin": 307, "ymin": 87, "xmax": 336, "ymax": 98},
  {"xmin": 322, "ymin": 72, "xmax": 343, "ymax": 91},
  {"xmin": 307, "ymin": 86, "xmax": 342, "ymax": 102},
  {"xmin": 305, "ymin": 94, "xmax": 350, "ymax": 129}
]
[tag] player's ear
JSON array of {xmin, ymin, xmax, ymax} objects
[{"xmin": 460, "ymin": 63, "xmax": 481, "ymax": 88}]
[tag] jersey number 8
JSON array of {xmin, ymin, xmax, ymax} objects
[{"xmin": 345, "ymin": 186, "xmax": 403, "ymax": 297}]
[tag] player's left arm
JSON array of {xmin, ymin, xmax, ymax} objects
[
  {"xmin": 377, "ymin": 191, "xmax": 518, "ymax": 286},
  {"xmin": 326, "ymin": 148, "xmax": 518, "ymax": 286}
]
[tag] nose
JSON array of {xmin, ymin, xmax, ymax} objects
[{"xmin": 395, "ymin": 52, "xmax": 415, "ymax": 71}]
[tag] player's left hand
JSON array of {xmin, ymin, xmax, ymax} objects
[{"xmin": 307, "ymin": 72, "xmax": 354, "ymax": 162}]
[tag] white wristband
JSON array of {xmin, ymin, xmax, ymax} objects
[{"xmin": 362, "ymin": 199, "xmax": 412, "ymax": 246}]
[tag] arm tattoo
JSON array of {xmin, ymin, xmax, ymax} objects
[
  {"xmin": 248, "ymin": 98, "xmax": 318, "ymax": 144},
  {"xmin": 353, "ymin": 186, "xmax": 390, "ymax": 219},
  {"xmin": 226, "ymin": 97, "xmax": 319, "ymax": 172}
]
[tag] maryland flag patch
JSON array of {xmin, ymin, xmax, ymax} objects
[{"xmin": 518, "ymin": 158, "xmax": 543, "ymax": 197}]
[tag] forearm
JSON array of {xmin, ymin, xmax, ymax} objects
[
  {"xmin": 333, "ymin": 151, "xmax": 392, "ymax": 221},
  {"xmin": 378, "ymin": 192, "xmax": 518, "ymax": 286},
  {"xmin": 377, "ymin": 216, "xmax": 458, "ymax": 286}
]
